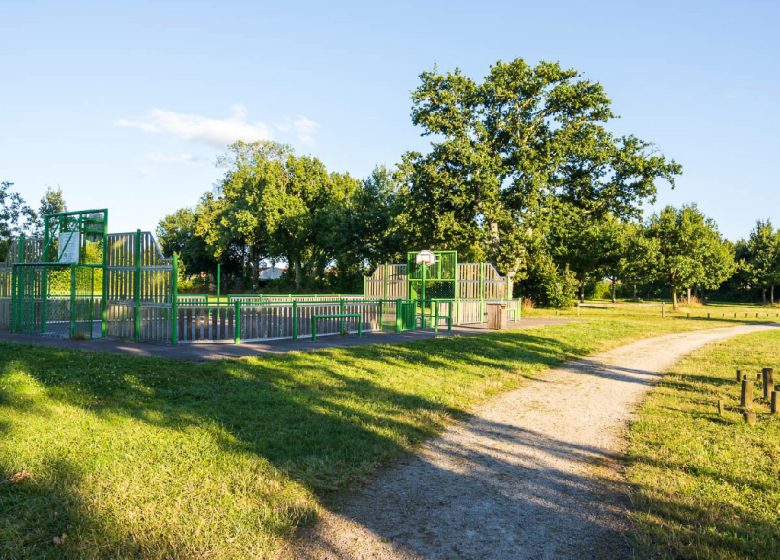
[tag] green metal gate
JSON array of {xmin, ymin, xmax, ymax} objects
[
  {"xmin": 11, "ymin": 263, "xmax": 99, "ymax": 338},
  {"xmin": 396, "ymin": 300, "xmax": 417, "ymax": 331}
]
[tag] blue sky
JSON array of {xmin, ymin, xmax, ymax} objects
[{"xmin": 1, "ymin": 0, "xmax": 777, "ymax": 240}]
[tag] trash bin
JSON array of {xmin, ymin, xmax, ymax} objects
[{"xmin": 486, "ymin": 303, "xmax": 507, "ymax": 330}]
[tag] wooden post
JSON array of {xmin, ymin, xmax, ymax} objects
[
  {"xmin": 736, "ymin": 368, "xmax": 743, "ymax": 381},
  {"xmin": 740, "ymin": 379, "xmax": 754, "ymax": 409},
  {"xmin": 762, "ymin": 368, "xmax": 775, "ymax": 400},
  {"xmin": 743, "ymin": 411, "xmax": 756, "ymax": 425},
  {"xmin": 661, "ymin": 302, "xmax": 665, "ymax": 318},
  {"xmin": 717, "ymin": 399, "xmax": 724, "ymax": 416},
  {"xmin": 771, "ymin": 390, "xmax": 779, "ymax": 415}
]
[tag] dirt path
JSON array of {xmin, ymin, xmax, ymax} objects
[{"xmin": 288, "ymin": 324, "xmax": 776, "ymax": 560}]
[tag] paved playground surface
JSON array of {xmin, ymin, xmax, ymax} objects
[{"xmin": 0, "ymin": 317, "xmax": 568, "ymax": 361}]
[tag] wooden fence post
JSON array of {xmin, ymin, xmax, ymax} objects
[
  {"xmin": 740, "ymin": 379, "xmax": 754, "ymax": 409},
  {"xmin": 771, "ymin": 390, "xmax": 779, "ymax": 415},
  {"xmin": 762, "ymin": 368, "xmax": 775, "ymax": 399}
]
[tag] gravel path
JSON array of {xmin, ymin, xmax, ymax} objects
[{"xmin": 288, "ymin": 324, "xmax": 776, "ymax": 560}]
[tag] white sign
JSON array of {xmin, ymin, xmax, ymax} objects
[
  {"xmin": 415, "ymin": 250, "xmax": 436, "ymax": 266},
  {"xmin": 58, "ymin": 231, "xmax": 80, "ymax": 263}
]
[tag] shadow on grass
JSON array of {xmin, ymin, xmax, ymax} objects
[{"xmin": 0, "ymin": 330, "xmax": 597, "ymax": 557}]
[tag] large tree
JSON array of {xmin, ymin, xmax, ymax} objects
[
  {"xmin": 743, "ymin": 220, "xmax": 780, "ymax": 304},
  {"xmin": 398, "ymin": 58, "xmax": 681, "ymax": 278},
  {"xmin": 157, "ymin": 207, "xmax": 214, "ymax": 275},
  {"xmin": 648, "ymin": 205, "xmax": 735, "ymax": 308},
  {"xmin": 0, "ymin": 181, "xmax": 36, "ymax": 261}
]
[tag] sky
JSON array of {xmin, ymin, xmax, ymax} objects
[{"xmin": 1, "ymin": 0, "xmax": 778, "ymax": 240}]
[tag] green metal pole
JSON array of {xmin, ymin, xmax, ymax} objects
[
  {"xmin": 69, "ymin": 263, "xmax": 76, "ymax": 338},
  {"xmin": 421, "ymin": 262, "xmax": 426, "ymax": 329},
  {"xmin": 101, "ymin": 210, "xmax": 108, "ymax": 337},
  {"xmin": 396, "ymin": 298, "xmax": 402, "ymax": 333},
  {"xmin": 17, "ymin": 235, "xmax": 24, "ymax": 263},
  {"xmin": 134, "ymin": 229, "xmax": 141, "ymax": 342},
  {"xmin": 234, "ymin": 300, "xmax": 240, "ymax": 343},
  {"xmin": 216, "ymin": 262, "xmax": 221, "ymax": 305},
  {"xmin": 379, "ymin": 299, "xmax": 384, "ymax": 331},
  {"xmin": 41, "ymin": 265, "xmax": 48, "ymax": 334},
  {"xmin": 433, "ymin": 301, "xmax": 438, "ymax": 334},
  {"xmin": 10, "ymin": 266, "xmax": 17, "ymax": 332},
  {"xmin": 339, "ymin": 298, "xmax": 345, "ymax": 335},
  {"xmin": 311, "ymin": 314, "xmax": 317, "ymax": 341},
  {"xmin": 171, "ymin": 253, "xmax": 179, "ymax": 345},
  {"xmin": 292, "ymin": 300, "xmax": 298, "ymax": 339}
]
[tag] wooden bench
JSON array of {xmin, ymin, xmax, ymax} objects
[{"xmin": 311, "ymin": 313, "xmax": 362, "ymax": 341}]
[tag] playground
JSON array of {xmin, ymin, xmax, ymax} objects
[{"xmin": 0, "ymin": 209, "xmax": 520, "ymax": 347}]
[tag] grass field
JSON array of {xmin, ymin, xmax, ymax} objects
[
  {"xmin": 627, "ymin": 328, "xmax": 780, "ymax": 559},
  {"xmin": 0, "ymin": 304, "xmax": 777, "ymax": 558}
]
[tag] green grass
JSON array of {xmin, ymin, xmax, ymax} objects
[
  {"xmin": 627, "ymin": 328, "xmax": 780, "ymax": 559},
  {"xmin": 0, "ymin": 308, "xmax": 776, "ymax": 558}
]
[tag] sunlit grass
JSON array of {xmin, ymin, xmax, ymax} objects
[
  {"xmin": 0, "ymin": 305, "xmax": 777, "ymax": 558},
  {"xmin": 627, "ymin": 328, "xmax": 780, "ymax": 559}
]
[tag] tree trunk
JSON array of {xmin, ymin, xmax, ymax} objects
[
  {"xmin": 579, "ymin": 282, "xmax": 585, "ymax": 303},
  {"xmin": 294, "ymin": 258, "xmax": 303, "ymax": 290},
  {"xmin": 672, "ymin": 288, "xmax": 678, "ymax": 309},
  {"xmin": 771, "ymin": 284, "xmax": 775, "ymax": 305},
  {"xmin": 633, "ymin": 283, "xmax": 637, "ymax": 300},
  {"xmin": 686, "ymin": 287, "xmax": 691, "ymax": 305},
  {"xmin": 610, "ymin": 278, "xmax": 617, "ymax": 303},
  {"xmin": 762, "ymin": 288, "xmax": 767, "ymax": 306}
]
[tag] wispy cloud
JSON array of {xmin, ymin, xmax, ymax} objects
[
  {"xmin": 147, "ymin": 152, "xmax": 202, "ymax": 165},
  {"xmin": 275, "ymin": 115, "xmax": 321, "ymax": 145},
  {"xmin": 116, "ymin": 106, "xmax": 273, "ymax": 146}
]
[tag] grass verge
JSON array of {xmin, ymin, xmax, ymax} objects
[
  {"xmin": 627, "ymin": 328, "xmax": 780, "ymax": 559},
  {"xmin": 0, "ymin": 311, "xmax": 776, "ymax": 558}
]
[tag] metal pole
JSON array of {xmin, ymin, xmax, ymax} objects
[
  {"xmin": 216, "ymin": 262, "xmax": 221, "ymax": 305},
  {"xmin": 421, "ymin": 262, "xmax": 426, "ymax": 329},
  {"xmin": 101, "ymin": 210, "xmax": 108, "ymax": 337},
  {"xmin": 69, "ymin": 263, "xmax": 76, "ymax": 338},
  {"xmin": 134, "ymin": 229, "xmax": 141, "ymax": 341},
  {"xmin": 171, "ymin": 253, "xmax": 179, "ymax": 345},
  {"xmin": 292, "ymin": 300, "xmax": 298, "ymax": 339},
  {"xmin": 234, "ymin": 300, "xmax": 240, "ymax": 343}
]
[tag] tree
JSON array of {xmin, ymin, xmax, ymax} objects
[
  {"xmin": 0, "ymin": 181, "xmax": 35, "ymax": 240},
  {"xmin": 197, "ymin": 141, "xmax": 364, "ymax": 290},
  {"xmin": 157, "ymin": 207, "xmax": 214, "ymax": 275},
  {"xmin": 648, "ymin": 205, "xmax": 735, "ymax": 308},
  {"xmin": 398, "ymin": 58, "xmax": 681, "ymax": 280},
  {"xmin": 0, "ymin": 181, "xmax": 36, "ymax": 261},
  {"xmin": 744, "ymin": 220, "xmax": 780, "ymax": 304},
  {"xmin": 33, "ymin": 186, "xmax": 67, "ymax": 235}
]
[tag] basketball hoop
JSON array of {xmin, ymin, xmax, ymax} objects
[{"xmin": 415, "ymin": 250, "xmax": 436, "ymax": 266}]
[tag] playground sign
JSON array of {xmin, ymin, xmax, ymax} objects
[{"xmin": 58, "ymin": 231, "xmax": 80, "ymax": 263}]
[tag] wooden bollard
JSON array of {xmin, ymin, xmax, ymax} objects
[
  {"xmin": 771, "ymin": 390, "xmax": 779, "ymax": 415},
  {"xmin": 744, "ymin": 411, "xmax": 756, "ymax": 425},
  {"xmin": 736, "ymin": 368, "xmax": 743, "ymax": 381},
  {"xmin": 741, "ymin": 379, "xmax": 754, "ymax": 409},
  {"xmin": 717, "ymin": 399, "xmax": 724, "ymax": 416},
  {"xmin": 763, "ymin": 368, "xmax": 775, "ymax": 399}
]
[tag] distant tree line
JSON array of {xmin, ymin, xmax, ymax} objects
[{"xmin": 3, "ymin": 60, "xmax": 777, "ymax": 307}]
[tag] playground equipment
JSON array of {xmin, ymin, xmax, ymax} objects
[{"xmin": 0, "ymin": 213, "xmax": 518, "ymax": 344}]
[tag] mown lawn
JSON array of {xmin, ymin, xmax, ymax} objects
[
  {"xmin": 0, "ymin": 310, "xmax": 775, "ymax": 559},
  {"xmin": 627, "ymin": 328, "xmax": 780, "ymax": 559}
]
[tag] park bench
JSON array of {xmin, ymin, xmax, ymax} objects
[{"xmin": 311, "ymin": 313, "xmax": 362, "ymax": 341}]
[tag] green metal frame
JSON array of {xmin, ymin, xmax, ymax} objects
[{"xmin": 311, "ymin": 313, "xmax": 362, "ymax": 341}]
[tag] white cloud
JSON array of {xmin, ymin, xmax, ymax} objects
[
  {"xmin": 147, "ymin": 152, "xmax": 201, "ymax": 165},
  {"xmin": 292, "ymin": 115, "xmax": 320, "ymax": 145},
  {"xmin": 116, "ymin": 106, "xmax": 273, "ymax": 146},
  {"xmin": 274, "ymin": 115, "xmax": 320, "ymax": 145}
]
